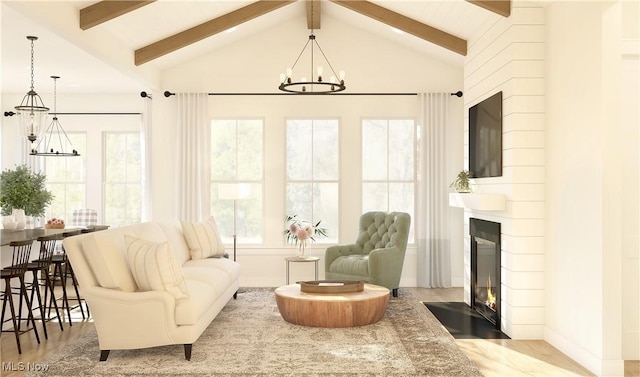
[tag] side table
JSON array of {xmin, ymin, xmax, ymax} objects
[{"xmin": 285, "ymin": 256, "xmax": 319, "ymax": 284}]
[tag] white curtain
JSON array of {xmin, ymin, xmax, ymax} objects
[
  {"xmin": 141, "ymin": 97, "xmax": 153, "ymax": 221},
  {"xmin": 175, "ymin": 93, "xmax": 210, "ymax": 221},
  {"xmin": 416, "ymin": 93, "xmax": 452, "ymax": 288}
]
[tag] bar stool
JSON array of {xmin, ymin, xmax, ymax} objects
[
  {"xmin": 22, "ymin": 234, "xmax": 65, "ymax": 339},
  {"xmin": 49, "ymin": 229, "xmax": 85, "ymax": 325},
  {"xmin": 1, "ymin": 240, "xmax": 40, "ymax": 354}
]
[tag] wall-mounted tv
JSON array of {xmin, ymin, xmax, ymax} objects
[{"xmin": 469, "ymin": 91, "xmax": 503, "ymax": 178}]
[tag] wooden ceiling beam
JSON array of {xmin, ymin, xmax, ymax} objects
[
  {"xmin": 135, "ymin": 0, "xmax": 295, "ymax": 66},
  {"xmin": 330, "ymin": 0, "xmax": 467, "ymax": 56},
  {"xmin": 306, "ymin": 0, "xmax": 321, "ymax": 30},
  {"xmin": 466, "ymin": 0, "xmax": 511, "ymax": 17},
  {"xmin": 80, "ymin": 1, "xmax": 156, "ymax": 30}
]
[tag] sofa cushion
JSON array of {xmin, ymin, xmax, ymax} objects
[
  {"xmin": 184, "ymin": 257, "xmax": 241, "ymax": 284},
  {"xmin": 82, "ymin": 229, "xmax": 138, "ymax": 292},
  {"xmin": 181, "ymin": 217, "xmax": 225, "ymax": 259},
  {"xmin": 175, "ymin": 279, "xmax": 219, "ymax": 325},
  {"xmin": 125, "ymin": 236, "xmax": 189, "ymax": 299}
]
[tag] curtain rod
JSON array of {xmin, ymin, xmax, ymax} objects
[
  {"xmin": 160, "ymin": 90, "xmax": 463, "ymax": 98},
  {"xmin": 4, "ymin": 111, "xmax": 141, "ymax": 116}
]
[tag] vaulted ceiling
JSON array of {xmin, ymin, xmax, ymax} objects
[{"xmin": 1, "ymin": 0, "xmax": 508, "ymax": 94}]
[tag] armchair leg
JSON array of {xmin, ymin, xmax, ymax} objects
[
  {"xmin": 99, "ymin": 350, "xmax": 110, "ymax": 361},
  {"xmin": 184, "ymin": 344, "xmax": 192, "ymax": 360},
  {"xmin": 392, "ymin": 288, "xmax": 398, "ymax": 297}
]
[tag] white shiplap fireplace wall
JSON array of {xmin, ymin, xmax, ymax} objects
[{"xmin": 462, "ymin": 2, "xmax": 545, "ymax": 339}]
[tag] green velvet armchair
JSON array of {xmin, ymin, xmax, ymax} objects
[{"xmin": 324, "ymin": 211, "xmax": 411, "ymax": 297}]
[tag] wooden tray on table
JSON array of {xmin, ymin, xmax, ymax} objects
[{"xmin": 299, "ymin": 280, "xmax": 364, "ymax": 294}]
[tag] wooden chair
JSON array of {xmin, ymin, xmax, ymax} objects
[
  {"xmin": 1, "ymin": 240, "xmax": 40, "ymax": 354},
  {"xmin": 23, "ymin": 234, "xmax": 65, "ymax": 338},
  {"xmin": 49, "ymin": 229, "xmax": 86, "ymax": 324}
]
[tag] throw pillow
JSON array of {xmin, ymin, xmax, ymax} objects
[
  {"xmin": 181, "ymin": 216, "xmax": 225, "ymax": 259},
  {"xmin": 125, "ymin": 236, "xmax": 189, "ymax": 299}
]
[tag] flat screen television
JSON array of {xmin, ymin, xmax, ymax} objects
[{"xmin": 469, "ymin": 91, "xmax": 503, "ymax": 178}]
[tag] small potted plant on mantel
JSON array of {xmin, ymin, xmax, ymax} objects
[
  {"xmin": 0, "ymin": 164, "xmax": 54, "ymax": 229},
  {"xmin": 450, "ymin": 169, "xmax": 473, "ymax": 193}
]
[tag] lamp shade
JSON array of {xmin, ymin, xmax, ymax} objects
[{"xmin": 218, "ymin": 183, "xmax": 251, "ymax": 200}]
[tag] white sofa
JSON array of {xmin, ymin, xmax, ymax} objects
[{"xmin": 63, "ymin": 219, "xmax": 241, "ymax": 361}]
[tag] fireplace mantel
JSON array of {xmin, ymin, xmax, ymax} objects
[{"xmin": 448, "ymin": 193, "xmax": 506, "ymax": 211}]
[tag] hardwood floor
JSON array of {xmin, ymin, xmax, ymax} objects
[
  {"xmin": 1, "ymin": 287, "xmax": 638, "ymax": 376},
  {"xmin": 406, "ymin": 287, "xmax": 639, "ymax": 377}
]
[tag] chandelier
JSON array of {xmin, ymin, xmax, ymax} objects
[
  {"xmin": 278, "ymin": 33, "xmax": 346, "ymax": 94},
  {"xmin": 30, "ymin": 76, "xmax": 80, "ymax": 157},
  {"xmin": 278, "ymin": 1, "xmax": 345, "ymax": 94},
  {"xmin": 15, "ymin": 36, "xmax": 49, "ymax": 143}
]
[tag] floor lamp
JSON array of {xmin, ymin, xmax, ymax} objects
[{"xmin": 218, "ymin": 183, "xmax": 251, "ymax": 262}]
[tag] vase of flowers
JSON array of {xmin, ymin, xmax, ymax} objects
[{"xmin": 283, "ymin": 215, "xmax": 328, "ymax": 258}]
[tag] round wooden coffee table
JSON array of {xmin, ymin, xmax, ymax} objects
[{"xmin": 275, "ymin": 283, "xmax": 390, "ymax": 328}]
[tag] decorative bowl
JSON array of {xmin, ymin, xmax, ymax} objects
[
  {"xmin": 44, "ymin": 223, "xmax": 65, "ymax": 229},
  {"xmin": 2, "ymin": 222, "xmax": 17, "ymax": 230}
]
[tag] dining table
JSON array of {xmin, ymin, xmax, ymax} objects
[
  {"xmin": 1, "ymin": 225, "xmax": 109, "ymax": 270},
  {"xmin": 0, "ymin": 225, "xmax": 109, "ymax": 246}
]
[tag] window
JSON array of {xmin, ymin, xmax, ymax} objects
[
  {"xmin": 104, "ymin": 132, "xmax": 142, "ymax": 228},
  {"xmin": 43, "ymin": 114, "xmax": 142, "ymax": 227},
  {"xmin": 45, "ymin": 133, "xmax": 87, "ymax": 222},
  {"xmin": 362, "ymin": 119, "xmax": 415, "ymax": 240},
  {"xmin": 211, "ymin": 119, "xmax": 263, "ymax": 243},
  {"xmin": 286, "ymin": 119, "xmax": 339, "ymax": 243}
]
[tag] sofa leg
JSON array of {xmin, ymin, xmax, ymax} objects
[
  {"xmin": 99, "ymin": 350, "xmax": 110, "ymax": 361},
  {"xmin": 392, "ymin": 288, "xmax": 398, "ymax": 297},
  {"xmin": 184, "ymin": 344, "xmax": 192, "ymax": 361},
  {"xmin": 233, "ymin": 291, "xmax": 238, "ymax": 300}
]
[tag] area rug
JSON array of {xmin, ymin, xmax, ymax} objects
[{"xmin": 26, "ymin": 288, "xmax": 482, "ymax": 377}]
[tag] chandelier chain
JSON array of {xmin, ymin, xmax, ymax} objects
[{"xmin": 29, "ymin": 37, "xmax": 35, "ymax": 92}]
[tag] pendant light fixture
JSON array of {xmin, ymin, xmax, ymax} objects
[
  {"xmin": 278, "ymin": 2, "xmax": 345, "ymax": 94},
  {"xmin": 15, "ymin": 36, "xmax": 49, "ymax": 143},
  {"xmin": 30, "ymin": 76, "xmax": 79, "ymax": 157}
]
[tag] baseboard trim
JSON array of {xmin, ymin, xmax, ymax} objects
[{"xmin": 544, "ymin": 327, "xmax": 625, "ymax": 376}]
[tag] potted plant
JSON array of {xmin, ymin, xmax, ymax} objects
[
  {"xmin": 450, "ymin": 170, "xmax": 473, "ymax": 193},
  {"xmin": 0, "ymin": 164, "xmax": 54, "ymax": 220}
]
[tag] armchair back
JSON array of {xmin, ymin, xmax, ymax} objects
[{"xmin": 357, "ymin": 211, "xmax": 411, "ymax": 255}]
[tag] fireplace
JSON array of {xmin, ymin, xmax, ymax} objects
[{"xmin": 470, "ymin": 218, "xmax": 501, "ymax": 328}]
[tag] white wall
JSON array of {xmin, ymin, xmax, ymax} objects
[
  {"xmin": 544, "ymin": 1, "xmax": 633, "ymax": 375},
  {"xmin": 620, "ymin": 0, "xmax": 640, "ymax": 362}
]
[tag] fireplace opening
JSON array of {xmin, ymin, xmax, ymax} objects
[{"xmin": 470, "ymin": 218, "xmax": 501, "ymax": 328}]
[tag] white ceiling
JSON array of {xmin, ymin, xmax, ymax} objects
[{"xmin": 1, "ymin": 0, "xmax": 501, "ymax": 95}]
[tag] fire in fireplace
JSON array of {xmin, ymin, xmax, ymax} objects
[{"xmin": 470, "ymin": 218, "xmax": 501, "ymax": 328}]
